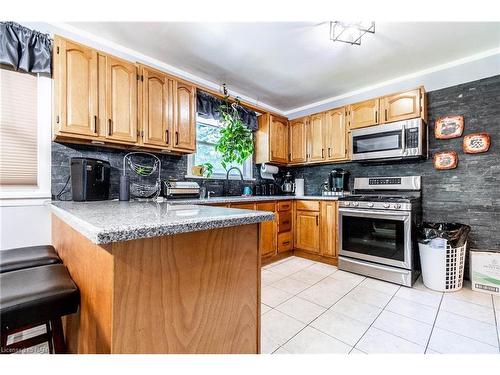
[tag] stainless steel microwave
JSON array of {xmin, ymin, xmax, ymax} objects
[{"xmin": 350, "ymin": 118, "xmax": 427, "ymax": 162}]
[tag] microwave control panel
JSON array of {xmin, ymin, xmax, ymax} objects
[{"xmin": 405, "ymin": 128, "xmax": 420, "ymax": 149}]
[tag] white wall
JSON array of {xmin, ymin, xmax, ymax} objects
[
  {"xmin": 286, "ymin": 49, "xmax": 500, "ymax": 119},
  {"xmin": 0, "ymin": 204, "xmax": 51, "ymax": 250}
]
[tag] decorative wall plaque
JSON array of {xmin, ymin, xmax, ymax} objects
[
  {"xmin": 433, "ymin": 151, "xmax": 458, "ymax": 170},
  {"xmin": 435, "ymin": 116, "xmax": 464, "ymax": 139},
  {"xmin": 463, "ymin": 133, "xmax": 491, "ymax": 154}
]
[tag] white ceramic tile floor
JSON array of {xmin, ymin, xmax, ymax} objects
[{"xmin": 263, "ymin": 256, "xmax": 500, "ymax": 354}]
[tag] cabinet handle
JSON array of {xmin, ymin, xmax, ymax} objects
[
  {"xmin": 282, "ymin": 220, "xmax": 290, "ymax": 225},
  {"xmin": 288, "ymin": 153, "xmax": 291, "ymax": 162},
  {"xmin": 385, "ymin": 109, "xmax": 388, "ymax": 121},
  {"xmin": 175, "ymin": 131, "xmax": 179, "ymax": 145},
  {"xmin": 321, "ymin": 148, "xmax": 324, "ymax": 158},
  {"xmin": 165, "ymin": 129, "xmax": 170, "ymax": 144},
  {"xmin": 375, "ymin": 111, "xmax": 378, "ymax": 123},
  {"xmin": 93, "ymin": 115, "xmax": 97, "ymax": 133},
  {"xmin": 282, "ymin": 241, "xmax": 290, "ymax": 245},
  {"xmin": 108, "ymin": 119, "xmax": 112, "ymax": 136},
  {"xmin": 328, "ymin": 148, "xmax": 331, "ymax": 157},
  {"xmin": 316, "ymin": 216, "xmax": 319, "ymax": 226}
]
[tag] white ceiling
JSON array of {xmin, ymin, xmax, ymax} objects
[{"xmin": 69, "ymin": 22, "xmax": 500, "ymax": 112}]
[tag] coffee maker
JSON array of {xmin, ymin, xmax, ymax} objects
[{"xmin": 327, "ymin": 169, "xmax": 350, "ymax": 196}]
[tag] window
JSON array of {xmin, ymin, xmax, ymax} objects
[
  {"xmin": 187, "ymin": 116, "xmax": 254, "ymax": 180},
  {"xmin": 0, "ymin": 67, "xmax": 51, "ymax": 202}
]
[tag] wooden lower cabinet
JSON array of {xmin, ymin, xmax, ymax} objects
[
  {"xmin": 255, "ymin": 202, "xmax": 277, "ymax": 258},
  {"xmin": 320, "ymin": 201, "xmax": 338, "ymax": 258},
  {"xmin": 294, "ymin": 209, "xmax": 320, "ymax": 254},
  {"xmin": 214, "ymin": 199, "xmax": 338, "ymax": 265}
]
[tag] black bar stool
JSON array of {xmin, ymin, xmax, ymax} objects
[
  {"xmin": 0, "ymin": 245, "xmax": 61, "ymax": 273},
  {"xmin": 0, "ymin": 264, "xmax": 79, "ymax": 354}
]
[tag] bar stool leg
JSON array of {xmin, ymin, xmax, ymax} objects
[
  {"xmin": 1, "ymin": 333, "xmax": 8, "ymax": 354},
  {"xmin": 51, "ymin": 318, "xmax": 66, "ymax": 353},
  {"xmin": 46, "ymin": 322, "xmax": 54, "ymax": 354}
]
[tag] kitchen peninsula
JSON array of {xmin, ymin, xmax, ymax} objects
[{"xmin": 50, "ymin": 201, "xmax": 274, "ymax": 354}]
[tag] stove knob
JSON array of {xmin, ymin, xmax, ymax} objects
[
  {"xmin": 344, "ymin": 202, "xmax": 350, "ymax": 206},
  {"xmin": 394, "ymin": 204, "xmax": 402, "ymax": 209},
  {"xmin": 367, "ymin": 202, "xmax": 374, "ymax": 208},
  {"xmin": 383, "ymin": 203, "xmax": 390, "ymax": 208},
  {"xmin": 353, "ymin": 202, "xmax": 359, "ymax": 207}
]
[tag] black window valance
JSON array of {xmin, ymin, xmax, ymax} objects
[
  {"xmin": 0, "ymin": 22, "xmax": 52, "ymax": 75},
  {"xmin": 197, "ymin": 90, "xmax": 258, "ymax": 131}
]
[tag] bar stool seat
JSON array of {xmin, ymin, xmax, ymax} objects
[
  {"xmin": 0, "ymin": 264, "xmax": 79, "ymax": 353},
  {"xmin": 0, "ymin": 245, "xmax": 61, "ymax": 274}
]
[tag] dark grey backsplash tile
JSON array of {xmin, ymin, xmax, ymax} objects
[{"xmin": 52, "ymin": 75, "xmax": 500, "ymax": 250}]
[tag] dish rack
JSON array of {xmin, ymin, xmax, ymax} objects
[{"xmin": 123, "ymin": 152, "xmax": 161, "ymax": 199}]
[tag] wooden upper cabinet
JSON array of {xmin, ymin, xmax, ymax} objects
[
  {"xmin": 289, "ymin": 117, "xmax": 308, "ymax": 164},
  {"xmin": 140, "ymin": 65, "xmax": 173, "ymax": 148},
  {"xmin": 269, "ymin": 115, "xmax": 289, "ymax": 163},
  {"xmin": 104, "ymin": 55, "xmax": 137, "ymax": 144},
  {"xmin": 320, "ymin": 201, "xmax": 338, "ymax": 258},
  {"xmin": 325, "ymin": 108, "xmax": 347, "ymax": 160},
  {"xmin": 295, "ymin": 209, "xmax": 320, "ymax": 254},
  {"xmin": 173, "ymin": 81, "xmax": 196, "ymax": 152},
  {"xmin": 308, "ymin": 113, "xmax": 325, "ymax": 162},
  {"xmin": 53, "ymin": 37, "xmax": 98, "ymax": 137},
  {"xmin": 348, "ymin": 98, "xmax": 380, "ymax": 130},
  {"xmin": 381, "ymin": 88, "xmax": 422, "ymax": 123}
]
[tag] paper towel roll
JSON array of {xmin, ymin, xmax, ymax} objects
[
  {"xmin": 260, "ymin": 163, "xmax": 279, "ymax": 180},
  {"xmin": 295, "ymin": 178, "xmax": 304, "ymax": 196}
]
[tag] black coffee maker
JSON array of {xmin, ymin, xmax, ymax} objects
[{"xmin": 328, "ymin": 169, "xmax": 350, "ymax": 193}]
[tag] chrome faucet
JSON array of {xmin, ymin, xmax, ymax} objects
[{"xmin": 226, "ymin": 166, "xmax": 244, "ymax": 181}]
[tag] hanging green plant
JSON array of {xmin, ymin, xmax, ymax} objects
[
  {"xmin": 216, "ymin": 97, "xmax": 254, "ymax": 170},
  {"xmin": 203, "ymin": 97, "xmax": 254, "ymax": 175}
]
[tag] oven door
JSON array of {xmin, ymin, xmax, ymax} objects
[
  {"xmin": 339, "ymin": 207, "xmax": 412, "ymax": 269},
  {"xmin": 351, "ymin": 121, "xmax": 406, "ymax": 161}
]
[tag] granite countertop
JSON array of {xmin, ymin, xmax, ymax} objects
[
  {"xmin": 51, "ymin": 201, "xmax": 275, "ymax": 245},
  {"xmin": 163, "ymin": 195, "xmax": 340, "ymax": 205}
]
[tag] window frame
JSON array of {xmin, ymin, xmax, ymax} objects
[
  {"xmin": 0, "ymin": 73, "xmax": 52, "ymax": 205},
  {"xmin": 186, "ymin": 116, "xmax": 254, "ymax": 181}
]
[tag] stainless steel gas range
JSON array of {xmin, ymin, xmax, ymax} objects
[{"xmin": 338, "ymin": 176, "xmax": 422, "ymax": 287}]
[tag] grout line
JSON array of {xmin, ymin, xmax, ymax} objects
[
  {"xmin": 492, "ymin": 295, "xmax": 500, "ymax": 352},
  {"xmin": 423, "ymin": 291, "xmax": 444, "ymax": 353},
  {"xmin": 348, "ymin": 285, "xmax": 403, "ymax": 353}
]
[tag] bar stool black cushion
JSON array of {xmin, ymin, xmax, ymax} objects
[
  {"xmin": 0, "ymin": 264, "xmax": 79, "ymax": 333},
  {"xmin": 0, "ymin": 245, "xmax": 61, "ymax": 274}
]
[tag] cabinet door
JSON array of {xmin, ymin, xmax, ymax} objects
[
  {"xmin": 295, "ymin": 210, "xmax": 320, "ymax": 253},
  {"xmin": 269, "ymin": 116, "xmax": 289, "ymax": 163},
  {"xmin": 348, "ymin": 99, "xmax": 379, "ymax": 129},
  {"xmin": 320, "ymin": 201, "xmax": 338, "ymax": 258},
  {"xmin": 381, "ymin": 89, "xmax": 421, "ymax": 123},
  {"xmin": 308, "ymin": 113, "xmax": 325, "ymax": 162},
  {"xmin": 325, "ymin": 108, "xmax": 347, "ymax": 160},
  {"xmin": 173, "ymin": 81, "xmax": 196, "ymax": 152},
  {"xmin": 289, "ymin": 117, "xmax": 307, "ymax": 164},
  {"xmin": 256, "ymin": 202, "xmax": 277, "ymax": 258},
  {"xmin": 141, "ymin": 66, "xmax": 173, "ymax": 147},
  {"xmin": 54, "ymin": 37, "xmax": 98, "ymax": 137},
  {"xmin": 105, "ymin": 55, "xmax": 138, "ymax": 143}
]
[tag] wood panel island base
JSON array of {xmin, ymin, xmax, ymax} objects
[{"xmin": 50, "ymin": 202, "xmax": 271, "ymax": 354}]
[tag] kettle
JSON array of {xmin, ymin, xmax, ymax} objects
[{"xmin": 281, "ymin": 172, "xmax": 295, "ymax": 194}]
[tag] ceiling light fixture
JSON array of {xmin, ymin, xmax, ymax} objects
[{"xmin": 330, "ymin": 21, "xmax": 375, "ymax": 45}]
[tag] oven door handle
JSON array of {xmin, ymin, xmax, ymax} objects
[{"xmin": 339, "ymin": 208, "xmax": 410, "ymax": 220}]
